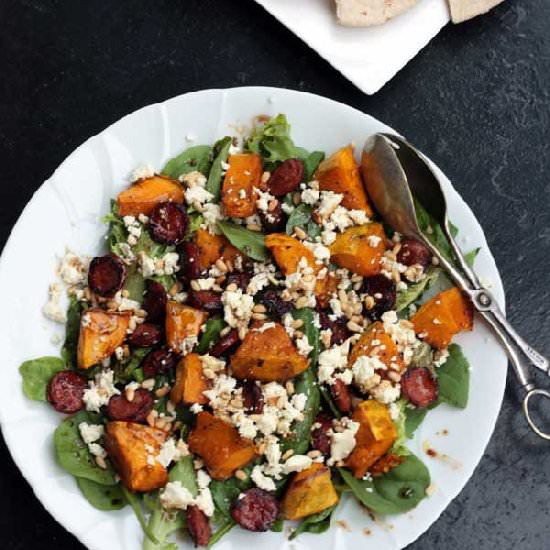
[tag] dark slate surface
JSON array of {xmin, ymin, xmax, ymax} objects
[{"xmin": 1, "ymin": 0, "xmax": 549, "ymax": 548}]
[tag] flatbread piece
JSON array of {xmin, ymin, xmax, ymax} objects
[{"xmin": 335, "ymin": 0, "xmax": 418, "ymax": 27}]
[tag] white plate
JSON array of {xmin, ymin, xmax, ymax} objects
[
  {"xmin": 0, "ymin": 87, "xmax": 506, "ymax": 550},
  {"xmin": 253, "ymin": 0, "xmax": 450, "ymax": 95}
]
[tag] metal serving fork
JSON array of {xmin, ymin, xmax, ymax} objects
[{"xmin": 361, "ymin": 133, "xmax": 550, "ymax": 439}]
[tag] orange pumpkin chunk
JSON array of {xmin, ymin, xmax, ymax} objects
[
  {"xmin": 170, "ymin": 353, "xmax": 210, "ymax": 406},
  {"xmin": 329, "ymin": 223, "xmax": 386, "ymax": 276},
  {"xmin": 411, "ymin": 287, "xmax": 474, "ymax": 349},
  {"xmin": 195, "ymin": 228, "xmax": 243, "ymax": 271},
  {"xmin": 165, "ymin": 301, "xmax": 208, "ymax": 353},
  {"xmin": 231, "ymin": 322, "xmax": 309, "ymax": 382},
  {"xmin": 345, "ymin": 401, "xmax": 397, "ymax": 479},
  {"xmin": 315, "ymin": 145, "xmax": 373, "ymax": 216},
  {"xmin": 188, "ymin": 411, "xmax": 257, "ymax": 480},
  {"xmin": 281, "ymin": 464, "xmax": 339, "ymax": 520},
  {"xmin": 117, "ymin": 175, "xmax": 184, "ymax": 217},
  {"xmin": 104, "ymin": 421, "xmax": 168, "ymax": 492},
  {"xmin": 77, "ymin": 309, "xmax": 130, "ymax": 369},
  {"xmin": 221, "ymin": 154, "xmax": 262, "ymax": 218}
]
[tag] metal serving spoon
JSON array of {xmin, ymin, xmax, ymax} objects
[{"xmin": 361, "ymin": 133, "xmax": 550, "ymax": 440}]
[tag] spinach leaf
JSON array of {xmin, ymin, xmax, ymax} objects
[
  {"xmin": 143, "ymin": 456, "xmax": 198, "ymax": 550},
  {"xmin": 134, "ymin": 226, "xmax": 173, "ymax": 259},
  {"xmin": 409, "ymin": 341, "xmax": 433, "ymax": 369},
  {"xmin": 339, "ymin": 453, "xmax": 430, "ymax": 515},
  {"xmin": 207, "ymin": 137, "xmax": 232, "ymax": 201},
  {"xmin": 246, "ymin": 114, "xmax": 297, "ymax": 163},
  {"xmin": 414, "ymin": 200, "xmax": 454, "ymax": 262},
  {"xmin": 291, "ymin": 308, "xmax": 320, "ymax": 366},
  {"xmin": 76, "ymin": 478, "xmax": 127, "ymax": 511},
  {"xmin": 19, "ymin": 356, "xmax": 64, "ymax": 401},
  {"xmin": 162, "ymin": 145, "xmax": 212, "ymax": 179},
  {"xmin": 301, "ymin": 151, "xmax": 325, "ymax": 182},
  {"xmin": 115, "ymin": 347, "xmax": 151, "ymax": 384},
  {"xmin": 197, "ymin": 319, "xmax": 226, "ymax": 354},
  {"xmin": 270, "ymin": 518, "xmax": 284, "ymax": 532},
  {"xmin": 62, "ymin": 295, "xmax": 84, "ymax": 369},
  {"xmin": 404, "ymin": 407, "xmax": 428, "ymax": 439},
  {"xmin": 187, "ymin": 212, "xmax": 204, "ymax": 238},
  {"xmin": 436, "ymin": 343, "xmax": 470, "ymax": 409},
  {"xmin": 286, "ymin": 204, "xmax": 312, "ymax": 235},
  {"xmin": 124, "ymin": 264, "xmax": 146, "ymax": 302},
  {"xmin": 389, "ymin": 401, "xmax": 410, "ymax": 457},
  {"xmin": 395, "ymin": 268, "xmax": 441, "ymax": 312},
  {"xmin": 102, "ymin": 201, "xmax": 127, "ymax": 256},
  {"xmin": 54, "ymin": 411, "xmax": 116, "ymax": 486},
  {"xmin": 319, "ymin": 385, "xmax": 342, "ymax": 419},
  {"xmin": 208, "ymin": 518, "xmax": 235, "ymax": 548},
  {"xmin": 280, "ymin": 367, "xmax": 320, "ymax": 455},
  {"xmin": 210, "ymin": 468, "xmax": 253, "ymax": 517},
  {"xmin": 217, "ymin": 221, "xmax": 268, "ymax": 261},
  {"xmin": 464, "ymin": 247, "xmax": 480, "ymax": 268},
  {"xmin": 289, "ymin": 504, "xmax": 336, "ymax": 540}
]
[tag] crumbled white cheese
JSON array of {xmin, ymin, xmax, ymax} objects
[
  {"xmin": 301, "ymin": 188, "xmax": 320, "ymax": 205},
  {"xmin": 78, "ymin": 422, "xmax": 104, "ymax": 444},
  {"xmin": 181, "ymin": 170, "xmax": 207, "ymax": 188},
  {"xmin": 296, "ymin": 335, "xmax": 313, "ymax": 357},
  {"xmin": 83, "ymin": 370, "xmax": 120, "ymax": 412},
  {"xmin": 328, "ymin": 419, "xmax": 359, "ymax": 465},
  {"xmin": 43, "ymin": 283, "xmax": 66, "ymax": 323},
  {"xmin": 58, "ymin": 252, "xmax": 89, "ymax": 286},
  {"xmin": 130, "ymin": 163, "xmax": 155, "ymax": 182},
  {"xmin": 251, "ymin": 465, "xmax": 276, "ymax": 492},
  {"xmin": 88, "ymin": 443, "xmax": 107, "ymax": 458},
  {"xmin": 283, "ymin": 454, "xmax": 313, "ymax": 474}
]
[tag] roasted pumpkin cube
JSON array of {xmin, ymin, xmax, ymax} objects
[
  {"xmin": 281, "ymin": 463, "xmax": 339, "ymax": 520},
  {"xmin": 231, "ymin": 322, "xmax": 309, "ymax": 382},
  {"xmin": 165, "ymin": 301, "xmax": 208, "ymax": 353},
  {"xmin": 170, "ymin": 353, "xmax": 209, "ymax": 406},
  {"xmin": 221, "ymin": 153, "xmax": 262, "ymax": 218},
  {"xmin": 349, "ymin": 321, "xmax": 404, "ymax": 372},
  {"xmin": 195, "ymin": 228, "xmax": 243, "ymax": 271},
  {"xmin": 117, "ymin": 175, "xmax": 184, "ymax": 217},
  {"xmin": 104, "ymin": 421, "xmax": 168, "ymax": 492},
  {"xmin": 315, "ymin": 145, "xmax": 373, "ymax": 215},
  {"xmin": 188, "ymin": 411, "xmax": 257, "ymax": 480},
  {"xmin": 329, "ymin": 223, "xmax": 386, "ymax": 276},
  {"xmin": 346, "ymin": 400, "xmax": 397, "ymax": 479},
  {"xmin": 77, "ymin": 309, "xmax": 130, "ymax": 370},
  {"xmin": 264, "ymin": 233, "xmax": 316, "ymax": 276},
  {"xmin": 411, "ymin": 287, "xmax": 474, "ymax": 349}
]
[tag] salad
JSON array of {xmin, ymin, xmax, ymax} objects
[{"xmin": 20, "ymin": 114, "xmax": 478, "ymax": 548}]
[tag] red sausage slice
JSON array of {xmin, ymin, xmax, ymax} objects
[
  {"xmin": 267, "ymin": 159, "xmax": 304, "ymax": 196},
  {"xmin": 177, "ymin": 241, "xmax": 202, "ymax": 285},
  {"xmin": 401, "ymin": 367, "xmax": 438, "ymax": 408},
  {"xmin": 209, "ymin": 329, "xmax": 240, "ymax": 358},
  {"xmin": 187, "ymin": 290, "xmax": 222, "ymax": 313},
  {"xmin": 88, "ymin": 254, "xmax": 127, "ymax": 297},
  {"xmin": 47, "ymin": 371, "xmax": 88, "ymax": 414},
  {"xmin": 105, "ymin": 388, "xmax": 154, "ymax": 423},
  {"xmin": 127, "ymin": 323, "xmax": 163, "ymax": 347},
  {"xmin": 186, "ymin": 505, "xmax": 211, "ymax": 547},
  {"xmin": 148, "ymin": 202, "xmax": 188, "ymax": 245},
  {"xmin": 230, "ymin": 488, "xmax": 280, "ymax": 532},
  {"xmin": 330, "ymin": 379, "xmax": 352, "ymax": 414},
  {"xmin": 310, "ymin": 412, "xmax": 333, "ymax": 456},
  {"xmin": 397, "ymin": 238, "xmax": 432, "ymax": 270},
  {"xmin": 242, "ymin": 381, "xmax": 264, "ymax": 414},
  {"xmin": 142, "ymin": 280, "xmax": 167, "ymax": 323},
  {"xmin": 142, "ymin": 349, "xmax": 178, "ymax": 378}
]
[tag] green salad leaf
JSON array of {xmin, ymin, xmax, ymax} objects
[
  {"xmin": 291, "ymin": 308, "xmax": 320, "ymax": 366},
  {"xmin": 464, "ymin": 247, "xmax": 480, "ymax": 268},
  {"xmin": 246, "ymin": 114, "xmax": 297, "ymax": 163},
  {"xmin": 103, "ymin": 201, "xmax": 127, "ymax": 256},
  {"xmin": 143, "ymin": 456, "xmax": 198, "ymax": 550},
  {"xmin": 217, "ymin": 221, "xmax": 268, "ymax": 261},
  {"xmin": 76, "ymin": 478, "xmax": 127, "ymax": 511},
  {"xmin": 124, "ymin": 264, "xmax": 146, "ymax": 301},
  {"xmin": 210, "ymin": 466, "xmax": 254, "ymax": 517},
  {"xmin": 19, "ymin": 356, "xmax": 64, "ymax": 401},
  {"xmin": 339, "ymin": 453, "xmax": 430, "ymax": 515},
  {"xmin": 208, "ymin": 519, "xmax": 236, "ymax": 548},
  {"xmin": 115, "ymin": 347, "xmax": 151, "ymax": 384},
  {"xmin": 289, "ymin": 504, "xmax": 336, "ymax": 540},
  {"xmin": 436, "ymin": 343, "xmax": 470, "ymax": 409},
  {"xmin": 404, "ymin": 406, "xmax": 428, "ymax": 439},
  {"xmin": 207, "ymin": 137, "xmax": 232, "ymax": 201},
  {"xmin": 280, "ymin": 367, "xmax": 320, "ymax": 455},
  {"xmin": 395, "ymin": 268, "xmax": 441, "ymax": 312},
  {"xmin": 62, "ymin": 295, "xmax": 84, "ymax": 369},
  {"xmin": 54, "ymin": 411, "xmax": 116, "ymax": 486},
  {"xmin": 286, "ymin": 204, "xmax": 312, "ymax": 235},
  {"xmin": 301, "ymin": 151, "xmax": 325, "ymax": 182},
  {"xmin": 196, "ymin": 318, "xmax": 226, "ymax": 354},
  {"xmin": 162, "ymin": 145, "xmax": 212, "ymax": 179}
]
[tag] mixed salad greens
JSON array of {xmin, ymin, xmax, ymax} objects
[{"xmin": 20, "ymin": 114, "xmax": 478, "ymax": 548}]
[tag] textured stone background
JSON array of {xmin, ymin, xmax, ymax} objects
[{"xmin": 1, "ymin": 0, "xmax": 549, "ymax": 548}]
